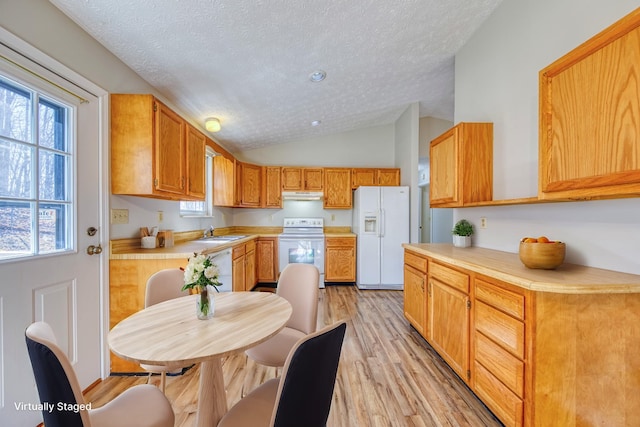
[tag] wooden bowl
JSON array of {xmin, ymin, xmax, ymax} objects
[{"xmin": 519, "ymin": 241, "xmax": 566, "ymax": 269}]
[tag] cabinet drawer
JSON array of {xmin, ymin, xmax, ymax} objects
[
  {"xmin": 429, "ymin": 261, "xmax": 469, "ymax": 293},
  {"xmin": 404, "ymin": 251, "xmax": 427, "ymax": 272},
  {"xmin": 476, "ymin": 279, "xmax": 525, "ymax": 320},
  {"xmin": 475, "ymin": 301, "xmax": 525, "ymax": 359},
  {"xmin": 474, "ymin": 362, "xmax": 524, "ymax": 427},
  {"xmin": 326, "ymin": 237, "xmax": 355, "ymax": 247},
  {"xmin": 475, "ymin": 332, "xmax": 524, "ymax": 397},
  {"xmin": 232, "ymin": 244, "xmax": 245, "ymax": 259},
  {"xmin": 245, "ymin": 239, "xmax": 256, "ymax": 252}
]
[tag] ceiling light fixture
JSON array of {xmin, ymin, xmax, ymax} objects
[
  {"xmin": 311, "ymin": 120, "xmax": 321, "ymax": 126},
  {"xmin": 309, "ymin": 70, "xmax": 326, "ymax": 82},
  {"xmin": 205, "ymin": 117, "xmax": 221, "ymax": 132}
]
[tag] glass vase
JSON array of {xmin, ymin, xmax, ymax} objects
[{"xmin": 196, "ymin": 285, "xmax": 215, "ymax": 320}]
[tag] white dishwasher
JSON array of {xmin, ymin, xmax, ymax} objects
[{"xmin": 207, "ymin": 249, "xmax": 232, "ymax": 292}]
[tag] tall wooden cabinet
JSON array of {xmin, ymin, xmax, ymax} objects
[
  {"xmin": 430, "ymin": 122, "xmax": 493, "ymax": 207},
  {"xmin": 111, "ymin": 94, "xmax": 204, "ymax": 200}
]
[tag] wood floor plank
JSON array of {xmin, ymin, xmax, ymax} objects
[{"xmin": 85, "ymin": 285, "xmax": 503, "ymax": 426}]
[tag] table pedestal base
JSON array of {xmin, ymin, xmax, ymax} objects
[{"xmin": 196, "ymin": 358, "xmax": 228, "ymax": 427}]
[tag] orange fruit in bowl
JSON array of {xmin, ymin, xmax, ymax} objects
[
  {"xmin": 522, "ymin": 237, "xmax": 537, "ymax": 243},
  {"xmin": 537, "ymin": 236, "xmax": 550, "ymax": 243}
]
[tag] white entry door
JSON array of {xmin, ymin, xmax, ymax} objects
[{"xmin": 0, "ymin": 31, "xmax": 106, "ymax": 426}]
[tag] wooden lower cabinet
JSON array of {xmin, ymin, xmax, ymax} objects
[
  {"xmin": 256, "ymin": 237, "xmax": 278, "ymax": 283},
  {"xmin": 109, "ymin": 258, "xmax": 187, "ymax": 373},
  {"xmin": 232, "ymin": 240, "xmax": 257, "ymax": 291},
  {"xmin": 428, "ymin": 261, "xmax": 470, "ymax": 383},
  {"xmin": 403, "ymin": 247, "xmax": 640, "ymax": 426},
  {"xmin": 324, "ymin": 236, "xmax": 356, "ymax": 282}
]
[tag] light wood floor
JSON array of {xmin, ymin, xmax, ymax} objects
[{"xmin": 86, "ymin": 285, "xmax": 503, "ymax": 426}]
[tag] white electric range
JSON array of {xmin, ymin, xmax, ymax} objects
[{"xmin": 278, "ymin": 217, "xmax": 325, "ymax": 288}]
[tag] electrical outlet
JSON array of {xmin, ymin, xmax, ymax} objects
[
  {"xmin": 158, "ymin": 210, "xmax": 164, "ymax": 223},
  {"xmin": 111, "ymin": 208, "xmax": 129, "ymax": 224},
  {"xmin": 480, "ymin": 217, "xmax": 487, "ymax": 229}
]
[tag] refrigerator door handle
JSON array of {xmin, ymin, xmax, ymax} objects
[{"xmin": 379, "ymin": 209, "xmax": 385, "ymax": 237}]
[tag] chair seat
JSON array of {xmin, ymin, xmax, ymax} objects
[
  {"xmin": 245, "ymin": 327, "xmax": 306, "ymax": 367},
  {"xmin": 89, "ymin": 384, "xmax": 174, "ymax": 427},
  {"xmin": 217, "ymin": 379, "xmax": 279, "ymax": 427}
]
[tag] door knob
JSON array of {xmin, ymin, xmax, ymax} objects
[{"xmin": 87, "ymin": 244, "xmax": 103, "ymax": 255}]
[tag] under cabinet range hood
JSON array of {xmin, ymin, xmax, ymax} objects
[{"xmin": 281, "ymin": 191, "xmax": 324, "ymax": 201}]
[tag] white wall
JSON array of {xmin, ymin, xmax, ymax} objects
[
  {"xmin": 1, "ymin": 0, "xmax": 237, "ymax": 240},
  {"xmin": 394, "ymin": 103, "xmax": 420, "ymax": 242},
  {"xmin": 454, "ymin": 0, "xmax": 640, "ymax": 274},
  {"xmin": 238, "ymin": 124, "xmax": 396, "ymax": 166}
]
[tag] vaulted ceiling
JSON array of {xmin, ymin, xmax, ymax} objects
[{"xmin": 50, "ymin": 0, "xmax": 503, "ymax": 153}]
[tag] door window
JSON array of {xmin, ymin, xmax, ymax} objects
[{"xmin": 0, "ymin": 76, "xmax": 73, "ymax": 260}]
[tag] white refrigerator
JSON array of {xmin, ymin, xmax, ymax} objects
[{"xmin": 352, "ymin": 186, "xmax": 409, "ymax": 290}]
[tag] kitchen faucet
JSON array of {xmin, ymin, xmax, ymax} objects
[{"xmin": 207, "ymin": 225, "xmax": 215, "ymax": 237}]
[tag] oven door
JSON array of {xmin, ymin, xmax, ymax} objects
[{"xmin": 278, "ymin": 236, "xmax": 325, "ymax": 288}]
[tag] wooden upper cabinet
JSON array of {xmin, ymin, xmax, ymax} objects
[
  {"xmin": 185, "ymin": 124, "xmax": 206, "ymax": 199},
  {"xmin": 430, "ymin": 122, "xmax": 493, "ymax": 207},
  {"xmin": 539, "ymin": 9, "xmax": 640, "ymax": 201},
  {"xmin": 377, "ymin": 168, "xmax": 401, "ymax": 186},
  {"xmin": 282, "ymin": 167, "xmax": 324, "ymax": 191},
  {"xmin": 323, "ymin": 168, "xmax": 352, "ymax": 209},
  {"xmin": 236, "ymin": 162, "xmax": 262, "ymax": 207},
  {"xmin": 111, "ymin": 94, "xmax": 206, "ymax": 200},
  {"xmin": 213, "ymin": 155, "xmax": 234, "ymax": 207},
  {"xmin": 262, "ymin": 166, "xmax": 282, "ymax": 208},
  {"xmin": 352, "ymin": 168, "xmax": 401, "ymax": 188}
]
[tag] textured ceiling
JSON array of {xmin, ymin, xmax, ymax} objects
[{"xmin": 50, "ymin": 0, "xmax": 503, "ymax": 153}]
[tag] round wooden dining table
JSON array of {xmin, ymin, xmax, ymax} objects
[{"xmin": 108, "ymin": 291, "xmax": 292, "ymax": 427}]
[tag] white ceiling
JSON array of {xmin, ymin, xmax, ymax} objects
[{"xmin": 50, "ymin": 0, "xmax": 503, "ymax": 153}]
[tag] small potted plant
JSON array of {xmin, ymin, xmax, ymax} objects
[
  {"xmin": 182, "ymin": 253, "xmax": 221, "ymax": 319},
  {"xmin": 452, "ymin": 219, "xmax": 474, "ymax": 248}
]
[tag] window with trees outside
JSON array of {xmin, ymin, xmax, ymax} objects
[{"xmin": 0, "ymin": 75, "xmax": 73, "ymax": 260}]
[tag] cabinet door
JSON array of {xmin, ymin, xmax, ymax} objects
[
  {"xmin": 325, "ymin": 237, "xmax": 356, "ymax": 282},
  {"xmin": 352, "ymin": 168, "xmax": 376, "ymax": 188},
  {"xmin": 185, "ymin": 124, "xmax": 206, "ymax": 199},
  {"xmin": 245, "ymin": 248, "xmax": 256, "ymax": 291},
  {"xmin": 539, "ymin": 15, "xmax": 640, "ymax": 200},
  {"xmin": 303, "ymin": 168, "xmax": 324, "ymax": 190},
  {"xmin": 282, "ymin": 167, "xmax": 303, "ymax": 190},
  {"xmin": 238, "ymin": 162, "xmax": 262, "ymax": 207},
  {"xmin": 263, "ymin": 166, "xmax": 282, "ymax": 208},
  {"xmin": 256, "ymin": 238, "xmax": 278, "ymax": 282},
  {"xmin": 213, "ymin": 156, "xmax": 234, "ymax": 206},
  {"xmin": 429, "ymin": 277, "xmax": 470, "ymax": 382},
  {"xmin": 324, "ymin": 168, "xmax": 352, "ymax": 209},
  {"xmin": 232, "ymin": 255, "xmax": 246, "ymax": 292},
  {"xmin": 154, "ymin": 101, "xmax": 185, "ymax": 196},
  {"xmin": 404, "ymin": 264, "xmax": 426, "ymax": 336},
  {"xmin": 377, "ymin": 168, "xmax": 400, "ymax": 186},
  {"xmin": 430, "ymin": 129, "xmax": 458, "ymax": 205}
]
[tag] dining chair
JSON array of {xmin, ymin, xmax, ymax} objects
[
  {"xmin": 245, "ymin": 263, "xmax": 320, "ymax": 368},
  {"xmin": 25, "ymin": 321, "xmax": 174, "ymax": 427},
  {"xmin": 140, "ymin": 268, "xmax": 190, "ymax": 392},
  {"xmin": 218, "ymin": 321, "xmax": 347, "ymax": 427}
]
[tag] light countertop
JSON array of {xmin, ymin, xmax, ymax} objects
[{"xmin": 403, "ymin": 243, "xmax": 640, "ymax": 294}]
